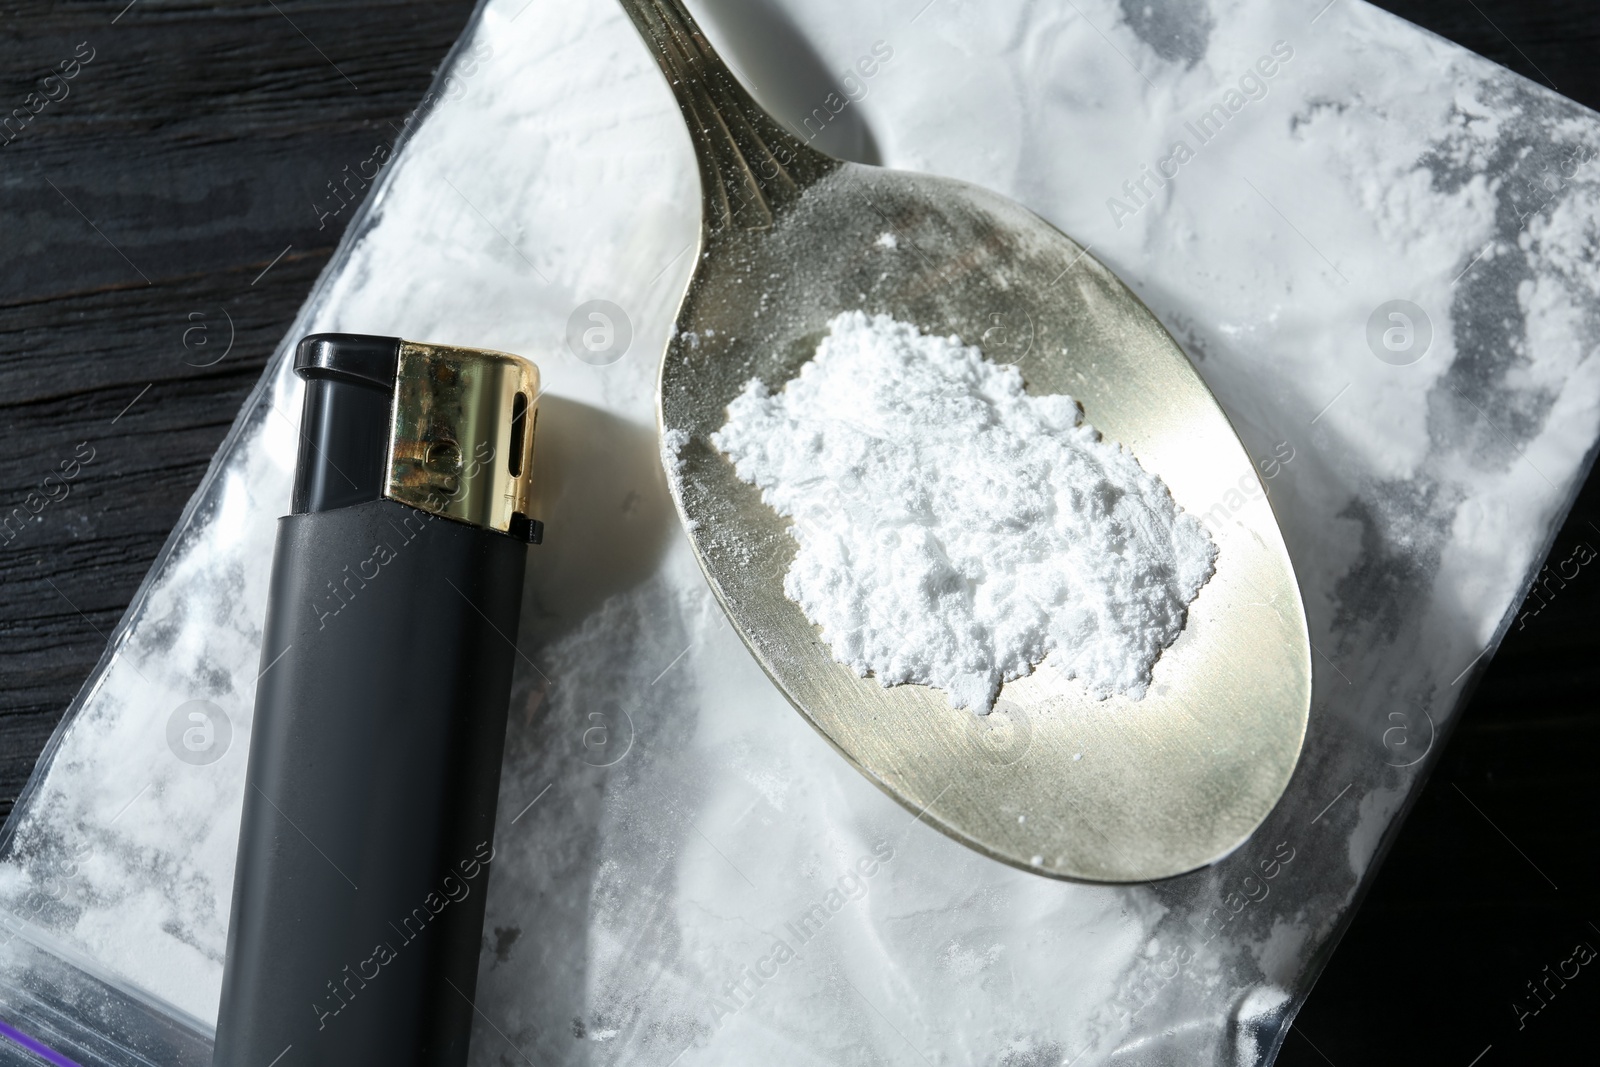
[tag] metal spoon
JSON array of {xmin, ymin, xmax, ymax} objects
[{"xmin": 621, "ymin": 0, "xmax": 1311, "ymax": 882}]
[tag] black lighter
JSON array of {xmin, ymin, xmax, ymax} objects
[{"xmin": 212, "ymin": 334, "xmax": 543, "ymax": 1066}]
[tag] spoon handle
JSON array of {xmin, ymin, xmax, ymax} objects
[{"xmin": 618, "ymin": 0, "xmax": 837, "ymax": 232}]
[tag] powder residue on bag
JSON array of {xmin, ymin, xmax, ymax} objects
[{"xmin": 711, "ymin": 311, "xmax": 1216, "ymax": 712}]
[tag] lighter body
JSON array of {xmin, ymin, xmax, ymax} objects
[{"xmin": 212, "ymin": 334, "xmax": 542, "ymax": 1066}]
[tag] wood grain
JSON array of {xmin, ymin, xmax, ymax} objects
[{"xmin": 0, "ymin": 0, "xmax": 480, "ymax": 808}]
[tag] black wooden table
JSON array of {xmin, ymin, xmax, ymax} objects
[{"xmin": 1, "ymin": 1, "xmax": 1595, "ymax": 1063}]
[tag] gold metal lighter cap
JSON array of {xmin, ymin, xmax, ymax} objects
[{"xmin": 385, "ymin": 341, "xmax": 542, "ymax": 543}]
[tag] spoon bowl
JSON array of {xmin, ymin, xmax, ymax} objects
[{"xmin": 625, "ymin": 0, "xmax": 1311, "ymax": 882}]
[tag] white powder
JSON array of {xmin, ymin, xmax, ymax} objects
[
  {"xmin": 661, "ymin": 426, "xmax": 691, "ymax": 472},
  {"xmin": 711, "ymin": 311, "xmax": 1216, "ymax": 712}
]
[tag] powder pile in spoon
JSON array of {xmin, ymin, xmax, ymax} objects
[{"xmin": 711, "ymin": 310, "xmax": 1217, "ymax": 713}]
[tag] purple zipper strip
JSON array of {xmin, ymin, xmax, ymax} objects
[{"xmin": 0, "ymin": 1015, "xmax": 84, "ymax": 1067}]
